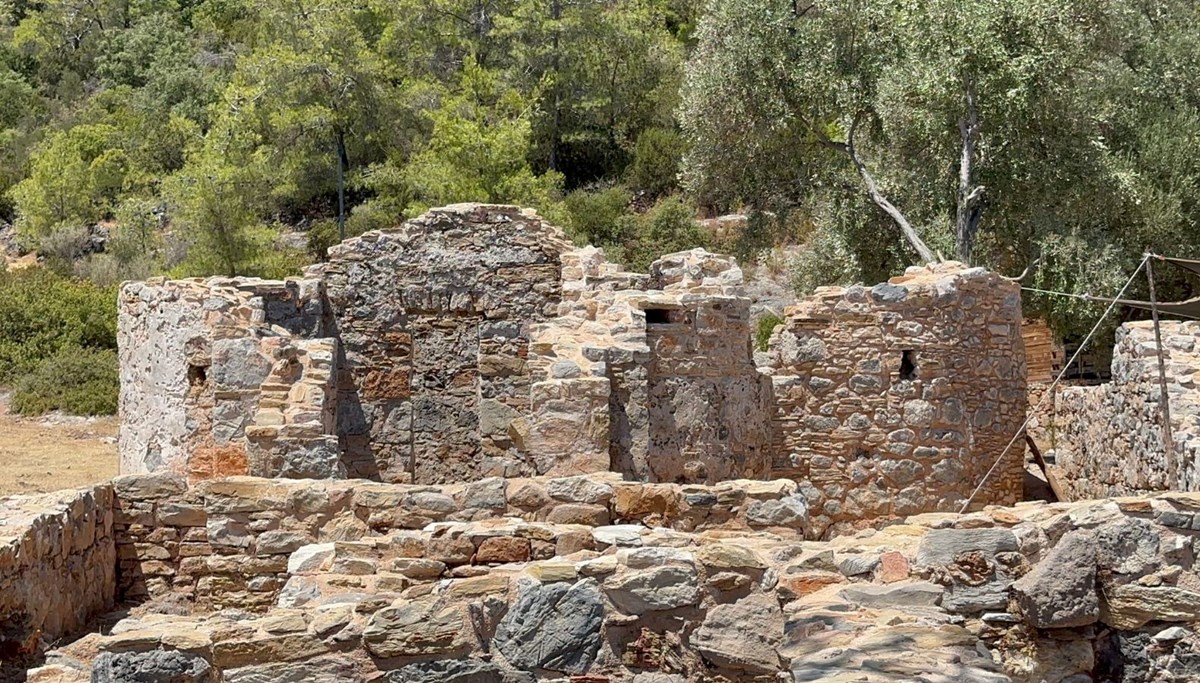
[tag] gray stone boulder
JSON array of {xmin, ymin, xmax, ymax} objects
[
  {"xmin": 1096, "ymin": 517, "xmax": 1161, "ymax": 579},
  {"xmin": 92, "ymin": 650, "xmax": 215, "ymax": 683},
  {"xmin": 1012, "ymin": 530, "xmax": 1099, "ymax": 628},
  {"xmin": 386, "ymin": 659, "xmax": 523, "ymax": 683},
  {"xmin": 493, "ymin": 578, "xmax": 604, "ymax": 674},
  {"xmin": 915, "ymin": 528, "xmax": 1018, "ymax": 567},
  {"xmin": 691, "ymin": 593, "xmax": 784, "ymax": 674},
  {"xmin": 745, "ymin": 495, "xmax": 808, "ymax": 527}
]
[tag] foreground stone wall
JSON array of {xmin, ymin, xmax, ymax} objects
[
  {"xmin": 0, "ymin": 486, "xmax": 115, "ymax": 663},
  {"xmin": 763, "ymin": 263, "xmax": 1027, "ymax": 537},
  {"xmin": 1054, "ymin": 321, "xmax": 1200, "ymax": 499},
  {"xmin": 108, "ymin": 472, "xmax": 810, "ymax": 610},
  {"xmin": 26, "ymin": 478, "xmax": 1200, "ymax": 683}
]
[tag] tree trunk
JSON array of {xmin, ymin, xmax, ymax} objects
[
  {"xmin": 955, "ymin": 78, "xmax": 984, "ymax": 264},
  {"xmin": 336, "ymin": 130, "xmax": 349, "ymax": 241},
  {"xmin": 547, "ymin": 0, "xmax": 562, "ymax": 171}
]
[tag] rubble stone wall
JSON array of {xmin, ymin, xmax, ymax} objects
[
  {"xmin": 27, "ymin": 479, "xmax": 1200, "ymax": 683},
  {"xmin": 109, "ymin": 472, "xmax": 812, "ymax": 611},
  {"xmin": 763, "ymin": 264, "xmax": 1027, "ymax": 537},
  {"xmin": 118, "ymin": 277, "xmax": 335, "ymax": 480},
  {"xmin": 528, "ymin": 248, "xmax": 772, "ymax": 484},
  {"xmin": 1054, "ymin": 321, "xmax": 1200, "ymax": 499},
  {"xmin": 314, "ymin": 205, "xmax": 575, "ymax": 484},
  {"xmin": 0, "ymin": 486, "xmax": 115, "ymax": 658},
  {"xmin": 118, "ymin": 207, "xmax": 1028, "ymax": 535}
]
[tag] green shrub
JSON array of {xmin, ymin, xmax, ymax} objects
[
  {"xmin": 755, "ymin": 313, "xmax": 783, "ymax": 352},
  {"xmin": 626, "ymin": 194, "xmax": 709, "ymax": 270},
  {"xmin": 11, "ymin": 347, "xmax": 119, "ymax": 415},
  {"xmin": 0, "ymin": 268, "xmax": 117, "ymax": 384},
  {"xmin": 564, "ymin": 185, "xmax": 633, "ymax": 247},
  {"xmin": 626, "ymin": 128, "xmax": 685, "ymax": 196}
]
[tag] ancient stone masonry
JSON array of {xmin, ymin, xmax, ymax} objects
[
  {"xmin": 528, "ymin": 247, "xmax": 773, "ymax": 484},
  {"xmin": 313, "ymin": 205, "xmax": 575, "ymax": 483},
  {"xmin": 118, "ymin": 205, "xmax": 776, "ymax": 490},
  {"xmin": 118, "ymin": 277, "xmax": 335, "ymax": 481},
  {"xmin": 0, "ymin": 486, "xmax": 115, "ymax": 664},
  {"xmin": 1053, "ymin": 321, "xmax": 1200, "ymax": 500},
  {"xmin": 761, "ymin": 263, "xmax": 1028, "ymax": 537},
  {"xmin": 119, "ymin": 206, "xmax": 1029, "ymax": 538},
  {"xmin": 14, "ymin": 473, "xmax": 1200, "ymax": 683},
  {"xmin": 105, "ymin": 473, "xmax": 809, "ymax": 611}
]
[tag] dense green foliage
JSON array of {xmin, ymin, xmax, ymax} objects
[
  {"xmin": 11, "ymin": 347, "xmax": 119, "ymax": 415},
  {"xmin": 0, "ymin": 0, "xmax": 701, "ymax": 277},
  {"xmin": 682, "ymin": 0, "xmax": 1200, "ymax": 336},
  {"xmin": 754, "ymin": 312, "xmax": 783, "ymax": 352},
  {"xmin": 5, "ymin": 0, "xmax": 1200, "ymax": 414},
  {"xmin": 0, "ymin": 268, "xmax": 119, "ymax": 413},
  {"xmin": 0, "ymin": 268, "xmax": 116, "ymax": 380}
]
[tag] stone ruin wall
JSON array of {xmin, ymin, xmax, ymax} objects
[
  {"xmin": 11, "ymin": 471, "xmax": 1200, "ymax": 683},
  {"xmin": 0, "ymin": 486, "xmax": 115, "ymax": 662},
  {"xmin": 117, "ymin": 205, "xmax": 1029, "ymax": 539},
  {"xmin": 119, "ymin": 205, "xmax": 775, "ymax": 492},
  {"xmin": 312, "ymin": 205, "xmax": 574, "ymax": 483},
  {"xmin": 529, "ymin": 247, "xmax": 773, "ymax": 484},
  {"xmin": 117, "ymin": 277, "xmax": 337, "ymax": 481},
  {"xmin": 108, "ymin": 472, "xmax": 810, "ymax": 612},
  {"xmin": 761, "ymin": 264, "xmax": 1027, "ymax": 537},
  {"xmin": 1053, "ymin": 321, "xmax": 1200, "ymax": 500}
]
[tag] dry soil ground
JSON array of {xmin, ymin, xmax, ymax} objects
[{"xmin": 0, "ymin": 394, "xmax": 118, "ymax": 497}]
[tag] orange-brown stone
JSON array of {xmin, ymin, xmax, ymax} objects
[
  {"xmin": 187, "ymin": 445, "xmax": 249, "ymax": 482},
  {"xmin": 877, "ymin": 551, "xmax": 910, "ymax": 584},
  {"xmin": 475, "ymin": 536, "xmax": 531, "ymax": 564},
  {"xmin": 613, "ymin": 484, "xmax": 681, "ymax": 520},
  {"xmin": 777, "ymin": 572, "xmax": 843, "ymax": 600},
  {"xmin": 361, "ymin": 367, "xmax": 411, "ymax": 401}
]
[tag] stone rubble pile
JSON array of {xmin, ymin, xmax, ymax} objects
[{"xmin": 9, "ymin": 477, "xmax": 1200, "ymax": 682}]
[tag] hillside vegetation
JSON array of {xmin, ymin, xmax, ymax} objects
[{"xmin": 2, "ymin": 0, "xmax": 1200, "ymax": 414}]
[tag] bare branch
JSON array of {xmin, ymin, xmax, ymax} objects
[
  {"xmin": 999, "ymin": 257, "xmax": 1041, "ymax": 282},
  {"xmin": 845, "ymin": 113, "xmax": 938, "ymax": 264}
]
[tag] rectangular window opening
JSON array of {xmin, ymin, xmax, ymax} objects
[
  {"xmin": 900, "ymin": 350, "xmax": 917, "ymax": 380},
  {"xmin": 645, "ymin": 308, "xmax": 671, "ymax": 325}
]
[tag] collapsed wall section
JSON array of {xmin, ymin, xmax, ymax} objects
[
  {"xmin": 763, "ymin": 263, "xmax": 1027, "ymax": 536},
  {"xmin": 314, "ymin": 204, "xmax": 575, "ymax": 483},
  {"xmin": 1053, "ymin": 320, "xmax": 1200, "ymax": 499}
]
